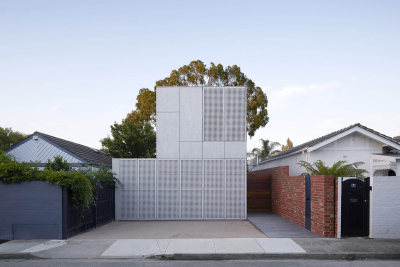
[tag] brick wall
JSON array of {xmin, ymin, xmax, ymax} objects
[{"xmin": 250, "ymin": 166, "xmax": 337, "ymax": 237}]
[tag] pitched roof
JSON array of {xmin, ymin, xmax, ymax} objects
[
  {"xmin": 7, "ymin": 132, "xmax": 112, "ymax": 167},
  {"xmin": 258, "ymin": 123, "xmax": 400, "ymax": 164}
]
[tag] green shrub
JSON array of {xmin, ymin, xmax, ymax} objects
[
  {"xmin": 0, "ymin": 152, "xmax": 118, "ymax": 208},
  {"xmin": 45, "ymin": 155, "xmax": 71, "ymax": 171}
]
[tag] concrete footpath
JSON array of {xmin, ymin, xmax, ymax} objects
[{"xmin": 0, "ymin": 238, "xmax": 400, "ymax": 260}]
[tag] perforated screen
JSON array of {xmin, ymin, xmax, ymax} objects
[
  {"xmin": 157, "ymin": 160, "xmax": 180, "ymax": 219},
  {"xmin": 204, "ymin": 87, "xmax": 224, "ymax": 141},
  {"xmin": 225, "ymin": 87, "xmax": 246, "ymax": 141},
  {"xmin": 181, "ymin": 160, "xmax": 202, "ymax": 218},
  {"xmin": 139, "ymin": 160, "xmax": 156, "ymax": 219}
]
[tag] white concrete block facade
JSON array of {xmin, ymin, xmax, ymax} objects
[
  {"xmin": 156, "ymin": 86, "xmax": 246, "ymax": 159},
  {"xmin": 114, "ymin": 86, "xmax": 247, "ymax": 220},
  {"xmin": 370, "ymin": 176, "xmax": 400, "ymax": 238}
]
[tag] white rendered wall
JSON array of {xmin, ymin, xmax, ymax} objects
[
  {"xmin": 7, "ymin": 134, "xmax": 82, "ymax": 164},
  {"xmin": 370, "ymin": 176, "xmax": 400, "ymax": 238}
]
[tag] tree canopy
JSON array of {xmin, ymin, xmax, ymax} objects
[
  {"xmin": 281, "ymin": 138, "xmax": 294, "ymax": 151},
  {"xmin": 251, "ymin": 139, "xmax": 281, "ymax": 161},
  {"xmin": 0, "ymin": 127, "xmax": 26, "ymax": 151},
  {"xmin": 100, "ymin": 120, "xmax": 156, "ymax": 158}
]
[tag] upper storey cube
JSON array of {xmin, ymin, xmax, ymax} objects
[{"xmin": 156, "ymin": 86, "xmax": 246, "ymax": 159}]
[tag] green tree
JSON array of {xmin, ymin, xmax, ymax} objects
[
  {"xmin": 0, "ymin": 127, "xmax": 26, "ymax": 151},
  {"xmin": 125, "ymin": 88, "xmax": 156, "ymax": 124},
  {"xmin": 281, "ymin": 138, "xmax": 294, "ymax": 151},
  {"xmin": 252, "ymin": 139, "xmax": 281, "ymax": 161},
  {"xmin": 45, "ymin": 155, "xmax": 71, "ymax": 171},
  {"xmin": 298, "ymin": 160, "xmax": 367, "ymax": 178},
  {"xmin": 100, "ymin": 120, "xmax": 156, "ymax": 158},
  {"xmin": 130, "ymin": 60, "xmax": 269, "ymax": 137}
]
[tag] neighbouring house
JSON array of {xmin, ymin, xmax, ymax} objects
[
  {"xmin": 249, "ymin": 123, "xmax": 400, "ymax": 177},
  {"xmin": 6, "ymin": 131, "xmax": 111, "ymax": 168}
]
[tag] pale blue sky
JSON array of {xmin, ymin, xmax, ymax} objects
[{"xmin": 1, "ymin": 0, "xmax": 399, "ymax": 150}]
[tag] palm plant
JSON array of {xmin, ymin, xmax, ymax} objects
[
  {"xmin": 298, "ymin": 160, "xmax": 367, "ymax": 179},
  {"xmin": 252, "ymin": 139, "xmax": 281, "ymax": 161}
]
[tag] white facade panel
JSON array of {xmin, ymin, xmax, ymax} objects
[
  {"xmin": 156, "ymin": 86, "xmax": 180, "ymax": 112},
  {"xmin": 203, "ymin": 142, "xmax": 224, "ymax": 158},
  {"xmin": 180, "ymin": 86, "xmax": 202, "ymax": 141},
  {"xmin": 156, "ymin": 112, "xmax": 179, "ymax": 159},
  {"xmin": 180, "ymin": 142, "xmax": 202, "ymax": 159},
  {"xmin": 225, "ymin": 142, "xmax": 247, "ymax": 159},
  {"xmin": 370, "ymin": 176, "xmax": 400, "ymax": 238}
]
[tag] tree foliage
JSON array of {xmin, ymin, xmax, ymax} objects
[
  {"xmin": 45, "ymin": 155, "xmax": 71, "ymax": 171},
  {"xmin": 129, "ymin": 60, "xmax": 269, "ymax": 137},
  {"xmin": 0, "ymin": 127, "xmax": 27, "ymax": 151},
  {"xmin": 125, "ymin": 88, "xmax": 156, "ymax": 124},
  {"xmin": 298, "ymin": 160, "xmax": 367, "ymax": 178},
  {"xmin": 252, "ymin": 139, "xmax": 281, "ymax": 161},
  {"xmin": 100, "ymin": 120, "xmax": 156, "ymax": 158},
  {"xmin": 281, "ymin": 138, "xmax": 294, "ymax": 151}
]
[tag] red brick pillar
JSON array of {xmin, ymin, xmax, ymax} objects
[{"xmin": 310, "ymin": 175, "xmax": 336, "ymax": 237}]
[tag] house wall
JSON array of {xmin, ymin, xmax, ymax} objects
[
  {"xmin": 252, "ymin": 132, "xmax": 384, "ymax": 176},
  {"xmin": 0, "ymin": 181, "xmax": 63, "ymax": 240},
  {"xmin": 309, "ymin": 132, "xmax": 383, "ymax": 176},
  {"xmin": 7, "ymin": 134, "xmax": 82, "ymax": 164},
  {"xmin": 370, "ymin": 176, "xmax": 400, "ymax": 238},
  {"xmin": 251, "ymin": 166, "xmax": 336, "ymax": 237}
]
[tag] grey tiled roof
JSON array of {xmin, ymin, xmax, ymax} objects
[
  {"xmin": 258, "ymin": 123, "xmax": 400, "ymax": 165},
  {"xmin": 36, "ymin": 132, "xmax": 112, "ymax": 167}
]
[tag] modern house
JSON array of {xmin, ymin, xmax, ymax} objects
[
  {"xmin": 6, "ymin": 132, "xmax": 112, "ymax": 168},
  {"xmin": 249, "ymin": 123, "xmax": 400, "ymax": 176},
  {"xmin": 113, "ymin": 86, "xmax": 247, "ymax": 220}
]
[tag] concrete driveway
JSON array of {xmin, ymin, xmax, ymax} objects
[
  {"xmin": 70, "ymin": 220, "xmax": 266, "ymax": 240},
  {"xmin": 248, "ymin": 213, "xmax": 319, "ymax": 238}
]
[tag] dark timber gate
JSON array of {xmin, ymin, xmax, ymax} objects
[
  {"xmin": 341, "ymin": 178, "xmax": 370, "ymax": 237},
  {"xmin": 247, "ymin": 173, "xmax": 271, "ymax": 212}
]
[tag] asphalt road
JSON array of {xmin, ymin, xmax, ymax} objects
[{"xmin": 0, "ymin": 259, "xmax": 399, "ymax": 267}]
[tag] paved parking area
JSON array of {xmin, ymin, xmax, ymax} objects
[
  {"xmin": 248, "ymin": 213, "xmax": 319, "ymax": 238},
  {"xmin": 70, "ymin": 220, "xmax": 266, "ymax": 240}
]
